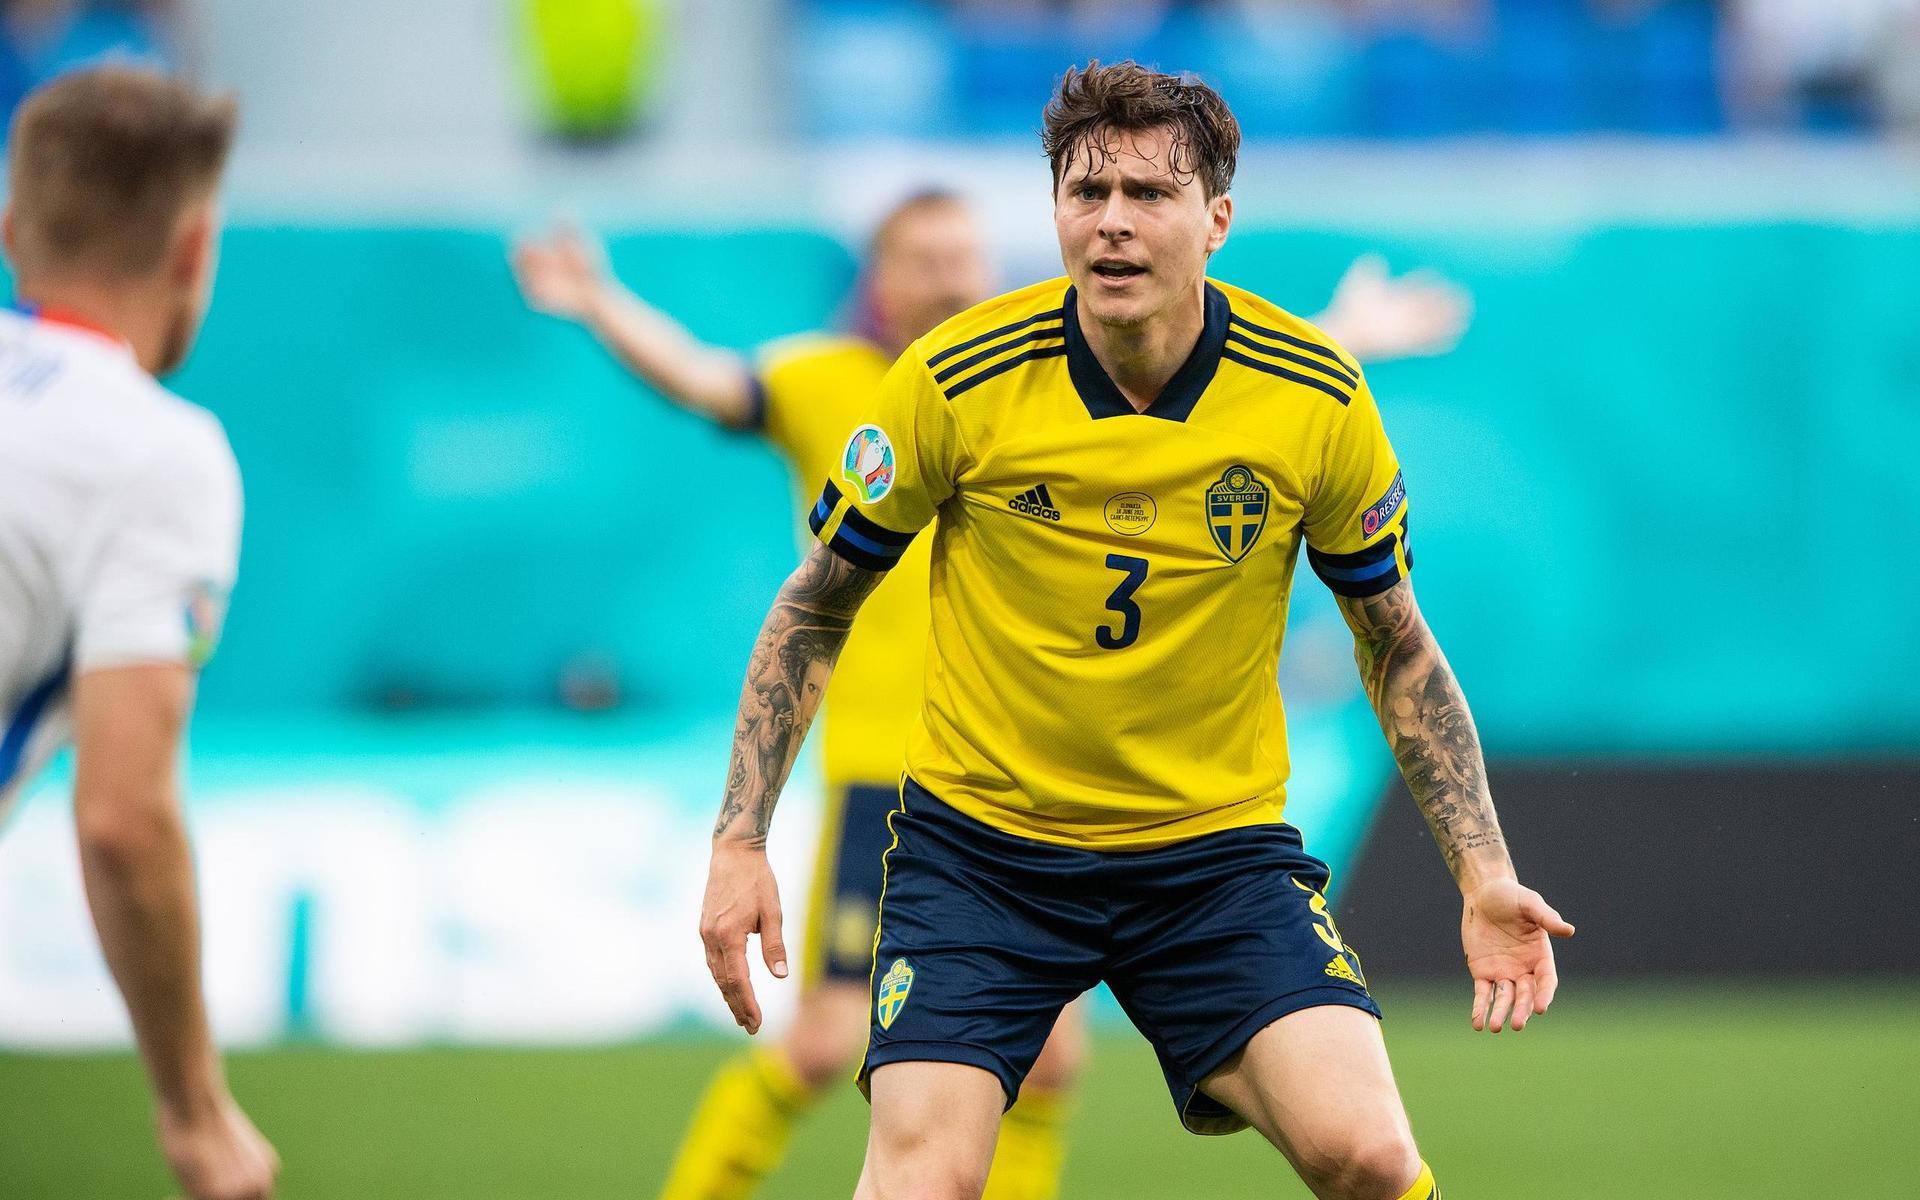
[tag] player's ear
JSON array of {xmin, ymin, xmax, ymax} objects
[
  {"xmin": 1205, "ymin": 192, "xmax": 1232, "ymax": 256},
  {"xmin": 169, "ymin": 198, "xmax": 218, "ymax": 289},
  {"xmin": 1, "ymin": 207, "xmax": 15, "ymax": 261}
]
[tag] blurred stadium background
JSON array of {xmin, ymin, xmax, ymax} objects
[{"xmin": 2, "ymin": 1, "xmax": 1917, "ymax": 1196}]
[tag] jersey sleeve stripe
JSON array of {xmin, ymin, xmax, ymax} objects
[
  {"xmin": 926, "ymin": 308, "xmax": 1066, "ymax": 370},
  {"xmin": 1226, "ymin": 314, "xmax": 1356, "ymax": 378},
  {"xmin": 1306, "ymin": 533, "xmax": 1407, "ymax": 597},
  {"xmin": 932, "ymin": 325, "xmax": 1065, "ymax": 384},
  {"xmin": 1221, "ymin": 348, "xmax": 1353, "ymax": 406},
  {"xmin": 809, "ymin": 481, "xmax": 916, "ymax": 570},
  {"xmin": 1224, "ymin": 329, "xmax": 1358, "ymax": 391},
  {"xmin": 942, "ymin": 344, "xmax": 1069, "ymax": 400}
]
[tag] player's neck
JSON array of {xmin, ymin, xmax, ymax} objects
[
  {"xmin": 1076, "ymin": 284, "xmax": 1207, "ymax": 413},
  {"xmin": 12, "ymin": 276, "xmax": 173, "ymax": 375}
]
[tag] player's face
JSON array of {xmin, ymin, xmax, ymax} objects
[
  {"xmin": 869, "ymin": 204, "xmax": 994, "ymax": 348},
  {"xmin": 156, "ymin": 199, "xmax": 221, "ymax": 376},
  {"xmin": 1053, "ymin": 126, "xmax": 1231, "ymax": 331}
]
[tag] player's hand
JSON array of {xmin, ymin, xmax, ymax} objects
[
  {"xmin": 1315, "ymin": 254, "xmax": 1472, "ymax": 363},
  {"xmin": 157, "ymin": 1092, "xmax": 280, "ymax": 1200},
  {"xmin": 1460, "ymin": 876, "xmax": 1574, "ymax": 1033},
  {"xmin": 699, "ymin": 840, "xmax": 789, "ymax": 1035},
  {"xmin": 510, "ymin": 221, "xmax": 610, "ymax": 322}
]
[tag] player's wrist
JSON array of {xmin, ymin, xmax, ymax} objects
[
  {"xmin": 152, "ymin": 1062, "xmax": 229, "ymax": 1126},
  {"xmin": 1454, "ymin": 855, "xmax": 1517, "ymax": 897}
]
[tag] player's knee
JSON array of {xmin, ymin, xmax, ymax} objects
[
  {"xmin": 783, "ymin": 1024, "xmax": 866, "ymax": 1092},
  {"xmin": 866, "ymin": 1122, "xmax": 992, "ymax": 1200},
  {"xmin": 783, "ymin": 986, "xmax": 874, "ymax": 1091},
  {"xmin": 1292, "ymin": 1127, "xmax": 1421, "ymax": 1200}
]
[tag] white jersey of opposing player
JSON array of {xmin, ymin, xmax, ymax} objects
[{"xmin": 0, "ymin": 308, "xmax": 241, "ymax": 828}]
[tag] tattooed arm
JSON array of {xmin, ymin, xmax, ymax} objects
[
  {"xmin": 700, "ymin": 542, "xmax": 885, "ymax": 1032},
  {"xmin": 1338, "ymin": 578, "xmax": 1575, "ymax": 1032}
]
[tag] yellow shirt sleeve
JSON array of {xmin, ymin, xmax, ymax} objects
[
  {"xmin": 808, "ymin": 350, "xmax": 961, "ymax": 569},
  {"xmin": 1301, "ymin": 379, "xmax": 1411, "ymax": 597}
]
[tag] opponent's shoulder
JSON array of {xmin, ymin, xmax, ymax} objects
[
  {"xmin": 1211, "ymin": 279, "xmax": 1365, "ymax": 409},
  {"xmin": 102, "ymin": 377, "xmax": 241, "ymax": 510}
]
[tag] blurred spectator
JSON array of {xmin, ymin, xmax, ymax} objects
[
  {"xmin": 804, "ymin": 0, "xmax": 1744, "ymax": 137},
  {"xmin": 1, "ymin": 1, "xmax": 181, "ymax": 128},
  {"xmin": 1722, "ymin": 0, "xmax": 1920, "ymax": 132}
]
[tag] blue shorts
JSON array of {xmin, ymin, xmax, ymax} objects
[
  {"xmin": 804, "ymin": 783, "xmax": 900, "ymax": 983},
  {"xmin": 858, "ymin": 779, "xmax": 1380, "ymax": 1135}
]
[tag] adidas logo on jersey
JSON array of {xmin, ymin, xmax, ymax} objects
[{"xmin": 1009, "ymin": 484, "xmax": 1063, "ymax": 522}]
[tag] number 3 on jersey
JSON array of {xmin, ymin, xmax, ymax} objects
[{"xmin": 1096, "ymin": 554, "xmax": 1149, "ymax": 650}]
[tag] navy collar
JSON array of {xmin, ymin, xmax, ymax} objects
[{"xmin": 1063, "ymin": 281, "xmax": 1229, "ymax": 423}]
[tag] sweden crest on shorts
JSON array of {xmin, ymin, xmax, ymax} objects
[
  {"xmin": 1207, "ymin": 465, "xmax": 1268, "ymax": 562},
  {"xmin": 877, "ymin": 957, "xmax": 914, "ymax": 1029}
]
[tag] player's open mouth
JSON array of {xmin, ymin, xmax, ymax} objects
[{"xmin": 1092, "ymin": 260, "xmax": 1147, "ymax": 281}]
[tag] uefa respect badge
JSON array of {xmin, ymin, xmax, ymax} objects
[{"xmin": 841, "ymin": 424, "xmax": 896, "ymax": 503}]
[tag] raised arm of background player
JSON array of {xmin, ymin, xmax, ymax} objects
[
  {"xmin": 510, "ymin": 223, "xmax": 757, "ymax": 427},
  {"xmin": 509, "ymin": 224, "xmax": 1471, "ymax": 412},
  {"xmin": 1335, "ymin": 579, "xmax": 1576, "ymax": 1033},
  {"xmin": 699, "ymin": 543, "xmax": 885, "ymax": 1033}
]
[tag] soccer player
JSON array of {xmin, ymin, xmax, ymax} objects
[
  {"xmin": 513, "ymin": 194, "xmax": 1468, "ymax": 1200},
  {"xmin": 0, "ymin": 68, "xmax": 277, "ymax": 1200},
  {"xmin": 698, "ymin": 61, "xmax": 1571, "ymax": 1200}
]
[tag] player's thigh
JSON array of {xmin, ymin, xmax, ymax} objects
[
  {"xmin": 861, "ymin": 783, "xmax": 1103, "ymax": 1104},
  {"xmin": 861, "ymin": 1060, "xmax": 1004, "ymax": 1200},
  {"xmin": 1104, "ymin": 821, "xmax": 1380, "ymax": 1136},
  {"xmin": 1201, "ymin": 1007, "xmax": 1419, "ymax": 1194}
]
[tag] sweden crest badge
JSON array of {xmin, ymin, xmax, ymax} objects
[
  {"xmin": 876, "ymin": 957, "xmax": 914, "ymax": 1030},
  {"xmin": 1206, "ymin": 465, "xmax": 1268, "ymax": 562}
]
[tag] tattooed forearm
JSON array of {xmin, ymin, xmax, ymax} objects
[
  {"xmin": 713, "ymin": 544, "xmax": 884, "ymax": 848},
  {"xmin": 1339, "ymin": 580, "xmax": 1510, "ymax": 886}
]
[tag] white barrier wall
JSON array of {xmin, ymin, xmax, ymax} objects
[{"xmin": 0, "ymin": 719, "xmax": 820, "ymax": 1049}]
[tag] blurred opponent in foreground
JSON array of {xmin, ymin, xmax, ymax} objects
[
  {"xmin": 0, "ymin": 66, "xmax": 278, "ymax": 1200},
  {"xmin": 514, "ymin": 180, "xmax": 1469, "ymax": 1200}
]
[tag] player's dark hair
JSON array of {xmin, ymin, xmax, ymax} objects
[
  {"xmin": 1041, "ymin": 61, "xmax": 1239, "ymax": 200},
  {"xmin": 7, "ymin": 66, "xmax": 237, "ymax": 278}
]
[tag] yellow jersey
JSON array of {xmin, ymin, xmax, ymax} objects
[
  {"xmin": 808, "ymin": 278, "xmax": 1411, "ymax": 850},
  {"xmin": 750, "ymin": 334, "xmax": 933, "ymax": 792}
]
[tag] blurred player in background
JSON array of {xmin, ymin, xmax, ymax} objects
[
  {"xmin": 512, "ymin": 192, "xmax": 1466, "ymax": 1200},
  {"xmin": 0, "ymin": 68, "xmax": 277, "ymax": 1200}
]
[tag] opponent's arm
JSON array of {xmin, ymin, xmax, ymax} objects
[
  {"xmin": 1337, "ymin": 579, "xmax": 1574, "ymax": 1033},
  {"xmin": 511, "ymin": 222, "xmax": 757, "ymax": 428},
  {"xmin": 700, "ymin": 542, "xmax": 887, "ymax": 1032},
  {"xmin": 72, "ymin": 664, "xmax": 279, "ymax": 1200}
]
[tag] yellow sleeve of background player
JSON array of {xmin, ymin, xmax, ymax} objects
[
  {"xmin": 1300, "ymin": 379, "xmax": 1412, "ymax": 598},
  {"xmin": 747, "ymin": 336, "xmax": 822, "ymax": 459},
  {"xmin": 807, "ymin": 350, "xmax": 960, "ymax": 571}
]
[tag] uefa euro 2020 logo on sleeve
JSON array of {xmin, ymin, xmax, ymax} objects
[
  {"xmin": 842, "ymin": 424, "xmax": 896, "ymax": 504},
  {"xmin": 183, "ymin": 579, "xmax": 229, "ymax": 669}
]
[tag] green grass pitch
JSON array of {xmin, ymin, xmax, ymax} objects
[{"xmin": 3, "ymin": 984, "xmax": 1913, "ymax": 1198}]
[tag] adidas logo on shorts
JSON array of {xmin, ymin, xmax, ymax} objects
[{"xmin": 1009, "ymin": 484, "xmax": 1063, "ymax": 522}]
